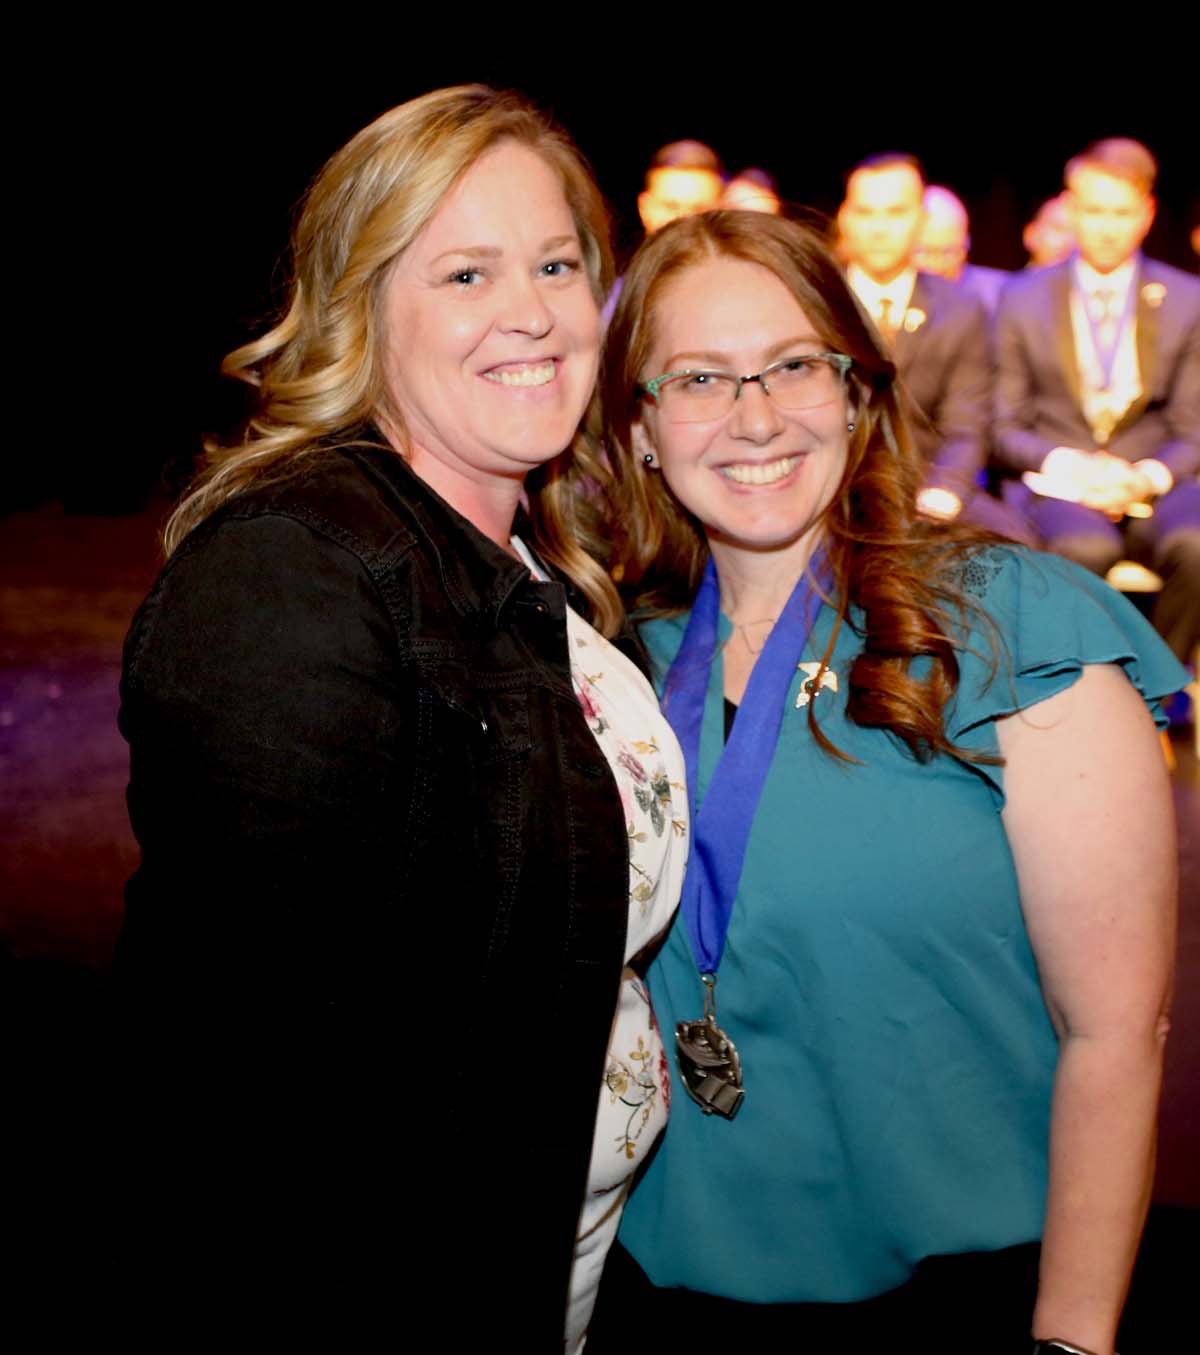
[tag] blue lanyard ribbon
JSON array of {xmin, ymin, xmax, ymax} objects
[{"xmin": 662, "ymin": 554, "xmax": 828, "ymax": 976}]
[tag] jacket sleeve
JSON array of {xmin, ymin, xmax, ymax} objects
[
  {"xmin": 993, "ymin": 291, "xmax": 1059, "ymax": 473},
  {"xmin": 923, "ymin": 294, "xmax": 993, "ymax": 499},
  {"xmin": 118, "ymin": 512, "xmax": 414, "ymax": 1002},
  {"xmin": 1151, "ymin": 301, "xmax": 1200, "ymax": 479}
]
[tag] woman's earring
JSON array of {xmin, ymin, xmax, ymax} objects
[
  {"xmin": 846, "ymin": 421, "xmax": 856, "ymax": 433},
  {"xmin": 643, "ymin": 452, "xmax": 656, "ymax": 467}
]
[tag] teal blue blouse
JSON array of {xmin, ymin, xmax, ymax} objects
[{"xmin": 618, "ymin": 547, "xmax": 1187, "ymax": 1302}]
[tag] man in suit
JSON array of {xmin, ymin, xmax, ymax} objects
[
  {"xmin": 839, "ymin": 153, "xmax": 1029, "ymax": 536},
  {"xmin": 994, "ymin": 138, "xmax": 1199, "ymax": 660},
  {"xmin": 916, "ymin": 184, "xmax": 1011, "ymax": 317}
]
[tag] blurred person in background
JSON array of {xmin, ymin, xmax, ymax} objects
[
  {"xmin": 638, "ymin": 139, "xmax": 725, "ymax": 235},
  {"xmin": 994, "ymin": 138, "xmax": 1200, "ymax": 661},
  {"xmin": 1024, "ymin": 192, "xmax": 1076, "ymax": 269},
  {"xmin": 839, "ymin": 153, "xmax": 1028, "ymax": 538},
  {"xmin": 722, "ymin": 167, "xmax": 781, "ymax": 215},
  {"xmin": 603, "ymin": 138, "xmax": 729, "ymax": 328},
  {"xmin": 916, "ymin": 183, "xmax": 1010, "ymax": 316}
]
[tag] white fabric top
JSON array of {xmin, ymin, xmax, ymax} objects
[
  {"xmin": 1070, "ymin": 254, "xmax": 1142, "ymax": 443},
  {"xmin": 509, "ymin": 539, "xmax": 688, "ymax": 1354}
]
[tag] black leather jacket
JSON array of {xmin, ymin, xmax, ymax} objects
[{"xmin": 117, "ymin": 443, "xmax": 631, "ymax": 1346}]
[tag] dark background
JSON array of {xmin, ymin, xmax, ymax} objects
[{"xmin": 24, "ymin": 52, "xmax": 1197, "ymax": 513}]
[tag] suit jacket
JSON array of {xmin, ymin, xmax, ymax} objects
[
  {"xmin": 960, "ymin": 263, "xmax": 1010, "ymax": 318},
  {"xmin": 892, "ymin": 271, "xmax": 993, "ymax": 500},
  {"xmin": 993, "ymin": 256, "xmax": 1200, "ymax": 478}
]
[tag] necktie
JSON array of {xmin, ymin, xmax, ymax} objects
[
  {"xmin": 877, "ymin": 296, "xmax": 897, "ymax": 344},
  {"xmin": 1094, "ymin": 288, "xmax": 1117, "ymax": 353}
]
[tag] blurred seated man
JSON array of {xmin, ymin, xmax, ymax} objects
[
  {"xmin": 603, "ymin": 140, "xmax": 727, "ymax": 328},
  {"xmin": 1023, "ymin": 192, "xmax": 1075, "ymax": 269},
  {"xmin": 722, "ymin": 167, "xmax": 781, "ymax": 215},
  {"xmin": 916, "ymin": 184, "xmax": 1010, "ymax": 316},
  {"xmin": 840, "ymin": 152, "xmax": 1028, "ymax": 537},
  {"xmin": 995, "ymin": 138, "xmax": 1200, "ymax": 660},
  {"xmin": 637, "ymin": 140, "xmax": 724, "ymax": 235}
]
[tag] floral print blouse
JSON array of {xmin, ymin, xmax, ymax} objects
[{"xmin": 510, "ymin": 541, "xmax": 688, "ymax": 1355}]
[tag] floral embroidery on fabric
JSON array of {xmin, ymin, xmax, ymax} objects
[
  {"xmin": 617, "ymin": 745, "xmax": 648, "ymax": 783},
  {"xmin": 575, "ymin": 675, "xmax": 687, "ymax": 916},
  {"xmin": 604, "ymin": 1033, "xmax": 661, "ymax": 1161},
  {"xmin": 576, "ymin": 674, "xmax": 607, "ymax": 734},
  {"xmin": 649, "ymin": 1000, "xmax": 672, "ymax": 1115},
  {"xmin": 637, "ymin": 766, "xmax": 684, "ymax": 837},
  {"xmin": 602, "ymin": 979, "xmax": 666, "ymax": 1163},
  {"xmin": 510, "ymin": 538, "xmax": 685, "ymax": 1341}
]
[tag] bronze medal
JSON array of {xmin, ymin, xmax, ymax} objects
[
  {"xmin": 675, "ymin": 1014, "xmax": 744, "ymax": 1119},
  {"xmin": 675, "ymin": 973, "xmax": 744, "ymax": 1119}
]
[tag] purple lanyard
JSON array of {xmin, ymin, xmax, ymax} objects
[
  {"xmin": 662, "ymin": 553, "xmax": 828, "ymax": 976},
  {"xmin": 1078, "ymin": 259, "xmax": 1139, "ymax": 391}
]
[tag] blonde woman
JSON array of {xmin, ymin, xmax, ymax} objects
[{"xmin": 116, "ymin": 87, "xmax": 685, "ymax": 1350}]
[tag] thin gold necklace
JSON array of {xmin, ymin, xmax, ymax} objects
[{"xmin": 730, "ymin": 616, "xmax": 779, "ymax": 655}]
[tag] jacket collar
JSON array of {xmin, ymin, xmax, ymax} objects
[{"xmin": 350, "ymin": 440, "xmax": 536, "ymax": 623}]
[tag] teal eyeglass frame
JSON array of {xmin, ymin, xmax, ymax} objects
[{"xmin": 638, "ymin": 352, "xmax": 852, "ymax": 407}]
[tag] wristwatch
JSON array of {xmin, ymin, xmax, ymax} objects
[{"xmin": 1032, "ymin": 1341, "xmax": 1105, "ymax": 1355}]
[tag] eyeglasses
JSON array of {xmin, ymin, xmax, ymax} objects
[{"xmin": 638, "ymin": 353, "xmax": 852, "ymax": 424}]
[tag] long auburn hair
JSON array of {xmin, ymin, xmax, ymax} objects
[
  {"xmin": 601, "ymin": 211, "xmax": 1001, "ymax": 762},
  {"xmin": 165, "ymin": 85, "xmax": 624, "ymax": 636}
]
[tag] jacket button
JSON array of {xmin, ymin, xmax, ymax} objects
[{"xmin": 480, "ymin": 718, "xmax": 488, "ymax": 732}]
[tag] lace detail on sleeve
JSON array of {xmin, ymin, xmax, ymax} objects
[{"xmin": 956, "ymin": 548, "xmax": 1006, "ymax": 599}]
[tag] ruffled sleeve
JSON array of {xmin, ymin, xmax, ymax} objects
[{"xmin": 947, "ymin": 547, "xmax": 1190, "ymax": 797}]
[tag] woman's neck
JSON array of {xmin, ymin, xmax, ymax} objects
[
  {"xmin": 382, "ymin": 424, "xmax": 524, "ymax": 555},
  {"xmin": 708, "ymin": 531, "xmax": 825, "ymax": 706},
  {"xmin": 709, "ymin": 531, "xmax": 822, "ymax": 626}
]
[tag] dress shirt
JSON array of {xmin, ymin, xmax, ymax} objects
[
  {"xmin": 847, "ymin": 265, "xmax": 917, "ymax": 335},
  {"xmin": 1069, "ymin": 254, "xmax": 1142, "ymax": 445}
]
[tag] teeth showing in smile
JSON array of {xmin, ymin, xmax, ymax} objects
[
  {"xmin": 483, "ymin": 361, "xmax": 556, "ymax": 388},
  {"xmin": 721, "ymin": 456, "xmax": 798, "ymax": 486}
]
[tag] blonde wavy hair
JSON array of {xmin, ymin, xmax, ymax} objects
[{"xmin": 166, "ymin": 84, "xmax": 623, "ymax": 634}]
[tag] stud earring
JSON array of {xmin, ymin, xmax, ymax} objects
[
  {"xmin": 643, "ymin": 452, "xmax": 656, "ymax": 467},
  {"xmin": 846, "ymin": 421, "xmax": 856, "ymax": 433}
]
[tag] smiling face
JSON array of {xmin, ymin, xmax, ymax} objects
[
  {"xmin": 1068, "ymin": 165, "xmax": 1155, "ymax": 274},
  {"xmin": 379, "ymin": 140, "xmax": 601, "ymax": 523},
  {"xmin": 634, "ymin": 256, "xmax": 851, "ymax": 567},
  {"xmin": 839, "ymin": 164, "xmax": 926, "ymax": 284}
]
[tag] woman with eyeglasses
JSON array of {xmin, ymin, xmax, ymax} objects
[{"xmin": 586, "ymin": 211, "xmax": 1185, "ymax": 1355}]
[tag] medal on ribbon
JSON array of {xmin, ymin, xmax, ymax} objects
[{"xmin": 662, "ymin": 554, "xmax": 830, "ymax": 1120}]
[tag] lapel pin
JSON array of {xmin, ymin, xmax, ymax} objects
[
  {"xmin": 903, "ymin": 307, "xmax": 927, "ymax": 333},
  {"xmin": 1141, "ymin": 282, "xmax": 1167, "ymax": 308},
  {"xmin": 795, "ymin": 662, "xmax": 839, "ymax": 708}
]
